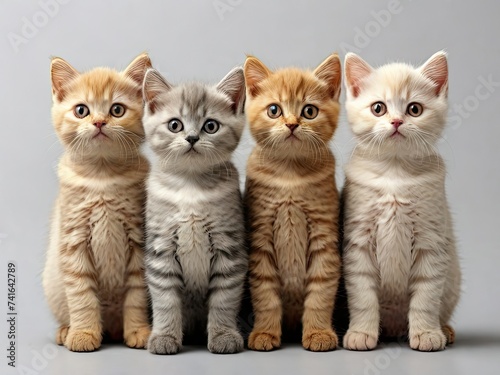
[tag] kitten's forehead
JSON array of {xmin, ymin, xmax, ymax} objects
[
  {"xmin": 261, "ymin": 68, "xmax": 328, "ymax": 102},
  {"xmin": 67, "ymin": 67, "xmax": 139, "ymax": 104},
  {"xmin": 161, "ymin": 82, "xmax": 230, "ymax": 122},
  {"xmin": 367, "ymin": 63, "xmax": 434, "ymax": 100}
]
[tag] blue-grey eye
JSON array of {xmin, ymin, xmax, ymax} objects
[
  {"xmin": 74, "ymin": 104, "xmax": 89, "ymax": 118},
  {"xmin": 203, "ymin": 119, "xmax": 220, "ymax": 134},
  {"xmin": 267, "ymin": 104, "xmax": 282, "ymax": 119},
  {"xmin": 302, "ymin": 104, "xmax": 318, "ymax": 119},
  {"xmin": 168, "ymin": 119, "xmax": 183, "ymax": 133},
  {"xmin": 110, "ymin": 103, "xmax": 126, "ymax": 118}
]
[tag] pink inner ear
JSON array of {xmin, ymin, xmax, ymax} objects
[
  {"xmin": 346, "ymin": 55, "xmax": 372, "ymax": 98},
  {"xmin": 421, "ymin": 54, "xmax": 448, "ymax": 95}
]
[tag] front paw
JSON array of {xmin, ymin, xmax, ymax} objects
[
  {"xmin": 248, "ymin": 331, "xmax": 281, "ymax": 351},
  {"xmin": 303, "ymin": 329, "xmax": 338, "ymax": 352},
  {"xmin": 442, "ymin": 324, "xmax": 455, "ymax": 345},
  {"xmin": 56, "ymin": 326, "xmax": 69, "ymax": 346},
  {"xmin": 148, "ymin": 333, "xmax": 182, "ymax": 355},
  {"xmin": 410, "ymin": 329, "xmax": 446, "ymax": 351},
  {"xmin": 208, "ymin": 329, "xmax": 244, "ymax": 354},
  {"xmin": 343, "ymin": 330, "xmax": 378, "ymax": 351},
  {"xmin": 125, "ymin": 326, "xmax": 151, "ymax": 349},
  {"xmin": 64, "ymin": 329, "xmax": 102, "ymax": 352}
]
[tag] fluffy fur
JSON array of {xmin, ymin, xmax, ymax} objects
[
  {"xmin": 244, "ymin": 55, "xmax": 342, "ymax": 351},
  {"xmin": 142, "ymin": 68, "xmax": 247, "ymax": 354},
  {"xmin": 342, "ymin": 52, "xmax": 461, "ymax": 352},
  {"xmin": 42, "ymin": 54, "xmax": 152, "ymax": 352}
]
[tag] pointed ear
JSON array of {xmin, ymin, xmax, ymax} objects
[
  {"xmin": 244, "ymin": 56, "xmax": 271, "ymax": 97},
  {"xmin": 142, "ymin": 68, "xmax": 172, "ymax": 114},
  {"xmin": 420, "ymin": 51, "xmax": 448, "ymax": 96},
  {"xmin": 50, "ymin": 57, "xmax": 79, "ymax": 101},
  {"xmin": 217, "ymin": 67, "xmax": 246, "ymax": 114},
  {"xmin": 124, "ymin": 53, "xmax": 152, "ymax": 86},
  {"xmin": 314, "ymin": 54, "xmax": 342, "ymax": 100},
  {"xmin": 344, "ymin": 53, "xmax": 373, "ymax": 98}
]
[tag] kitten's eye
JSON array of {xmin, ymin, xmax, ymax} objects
[
  {"xmin": 74, "ymin": 104, "xmax": 89, "ymax": 118},
  {"xmin": 407, "ymin": 102, "xmax": 423, "ymax": 117},
  {"xmin": 110, "ymin": 104, "xmax": 126, "ymax": 118},
  {"xmin": 371, "ymin": 102, "xmax": 387, "ymax": 117},
  {"xmin": 302, "ymin": 105, "xmax": 318, "ymax": 119},
  {"xmin": 267, "ymin": 104, "xmax": 282, "ymax": 119},
  {"xmin": 167, "ymin": 119, "xmax": 183, "ymax": 133},
  {"xmin": 203, "ymin": 119, "xmax": 220, "ymax": 134}
]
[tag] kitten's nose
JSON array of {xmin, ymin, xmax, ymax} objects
[
  {"xmin": 286, "ymin": 124, "xmax": 299, "ymax": 133},
  {"xmin": 94, "ymin": 121, "xmax": 106, "ymax": 129},
  {"xmin": 391, "ymin": 119, "xmax": 403, "ymax": 129},
  {"xmin": 185, "ymin": 135, "xmax": 199, "ymax": 145}
]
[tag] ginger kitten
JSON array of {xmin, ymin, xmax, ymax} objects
[
  {"xmin": 43, "ymin": 54, "xmax": 152, "ymax": 351},
  {"xmin": 342, "ymin": 52, "xmax": 461, "ymax": 351},
  {"xmin": 244, "ymin": 55, "xmax": 342, "ymax": 352}
]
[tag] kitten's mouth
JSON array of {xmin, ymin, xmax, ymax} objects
[
  {"xmin": 185, "ymin": 147, "xmax": 200, "ymax": 154},
  {"xmin": 286, "ymin": 134, "xmax": 300, "ymax": 141},
  {"xmin": 390, "ymin": 131, "xmax": 405, "ymax": 138},
  {"xmin": 93, "ymin": 131, "xmax": 109, "ymax": 139}
]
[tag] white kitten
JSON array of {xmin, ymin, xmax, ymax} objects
[{"xmin": 342, "ymin": 51, "xmax": 461, "ymax": 352}]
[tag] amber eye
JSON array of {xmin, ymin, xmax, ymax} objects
[
  {"xmin": 267, "ymin": 104, "xmax": 282, "ymax": 119},
  {"xmin": 302, "ymin": 105, "xmax": 318, "ymax": 119},
  {"xmin": 167, "ymin": 119, "xmax": 183, "ymax": 133},
  {"xmin": 110, "ymin": 104, "xmax": 126, "ymax": 118},
  {"xmin": 407, "ymin": 102, "xmax": 423, "ymax": 117},
  {"xmin": 371, "ymin": 102, "xmax": 387, "ymax": 117},
  {"xmin": 203, "ymin": 119, "xmax": 220, "ymax": 134},
  {"xmin": 74, "ymin": 104, "xmax": 89, "ymax": 118}
]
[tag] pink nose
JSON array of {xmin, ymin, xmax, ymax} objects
[
  {"xmin": 391, "ymin": 119, "xmax": 403, "ymax": 129},
  {"xmin": 94, "ymin": 122, "xmax": 106, "ymax": 129},
  {"xmin": 286, "ymin": 124, "xmax": 299, "ymax": 132}
]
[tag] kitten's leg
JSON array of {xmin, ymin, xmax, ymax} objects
[
  {"xmin": 248, "ymin": 221, "xmax": 282, "ymax": 351},
  {"xmin": 302, "ymin": 221, "xmax": 340, "ymax": 351},
  {"xmin": 408, "ymin": 248, "xmax": 448, "ymax": 351},
  {"xmin": 61, "ymin": 242, "xmax": 102, "ymax": 352},
  {"xmin": 206, "ymin": 249, "xmax": 247, "ymax": 354},
  {"xmin": 123, "ymin": 239, "xmax": 151, "ymax": 349},
  {"xmin": 343, "ymin": 242, "xmax": 380, "ymax": 351},
  {"xmin": 146, "ymin": 249, "xmax": 184, "ymax": 355}
]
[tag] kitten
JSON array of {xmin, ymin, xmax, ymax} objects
[
  {"xmin": 342, "ymin": 52, "xmax": 461, "ymax": 351},
  {"xmin": 142, "ymin": 67, "xmax": 247, "ymax": 354},
  {"xmin": 42, "ymin": 54, "xmax": 152, "ymax": 352},
  {"xmin": 244, "ymin": 55, "xmax": 342, "ymax": 351}
]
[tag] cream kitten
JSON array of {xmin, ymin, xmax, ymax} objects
[
  {"xmin": 342, "ymin": 51, "xmax": 461, "ymax": 352},
  {"xmin": 43, "ymin": 54, "xmax": 152, "ymax": 352}
]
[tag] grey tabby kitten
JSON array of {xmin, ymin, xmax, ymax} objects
[{"xmin": 142, "ymin": 67, "xmax": 248, "ymax": 354}]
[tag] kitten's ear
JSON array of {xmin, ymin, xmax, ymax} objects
[
  {"xmin": 344, "ymin": 53, "xmax": 373, "ymax": 98},
  {"xmin": 217, "ymin": 67, "xmax": 246, "ymax": 114},
  {"xmin": 420, "ymin": 51, "xmax": 448, "ymax": 97},
  {"xmin": 50, "ymin": 57, "xmax": 79, "ymax": 101},
  {"xmin": 142, "ymin": 68, "xmax": 172, "ymax": 114},
  {"xmin": 124, "ymin": 53, "xmax": 152, "ymax": 87},
  {"xmin": 244, "ymin": 56, "xmax": 271, "ymax": 97},
  {"xmin": 314, "ymin": 54, "xmax": 342, "ymax": 101}
]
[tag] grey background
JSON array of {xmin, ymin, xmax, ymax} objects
[{"xmin": 1, "ymin": 0, "xmax": 499, "ymax": 374}]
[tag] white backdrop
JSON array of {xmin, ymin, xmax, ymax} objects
[{"xmin": 1, "ymin": 1, "xmax": 499, "ymax": 374}]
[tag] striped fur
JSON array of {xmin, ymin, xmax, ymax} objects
[
  {"xmin": 142, "ymin": 68, "xmax": 247, "ymax": 354},
  {"xmin": 244, "ymin": 55, "xmax": 342, "ymax": 351},
  {"xmin": 342, "ymin": 52, "xmax": 461, "ymax": 352},
  {"xmin": 43, "ymin": 54, "xmax": 152, "ymax": 352}
]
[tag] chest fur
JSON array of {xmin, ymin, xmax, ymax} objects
[
  {"xmin": 175, "ymin": 212, "xmax": 212, "ymax": 297},
  {"xmin": 274, "ymin": 201, "xmax": 308, "ymax": 296},
  {"xmin": 374, "ymin": 196, "xmax": 414, "ymax": 297}
]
